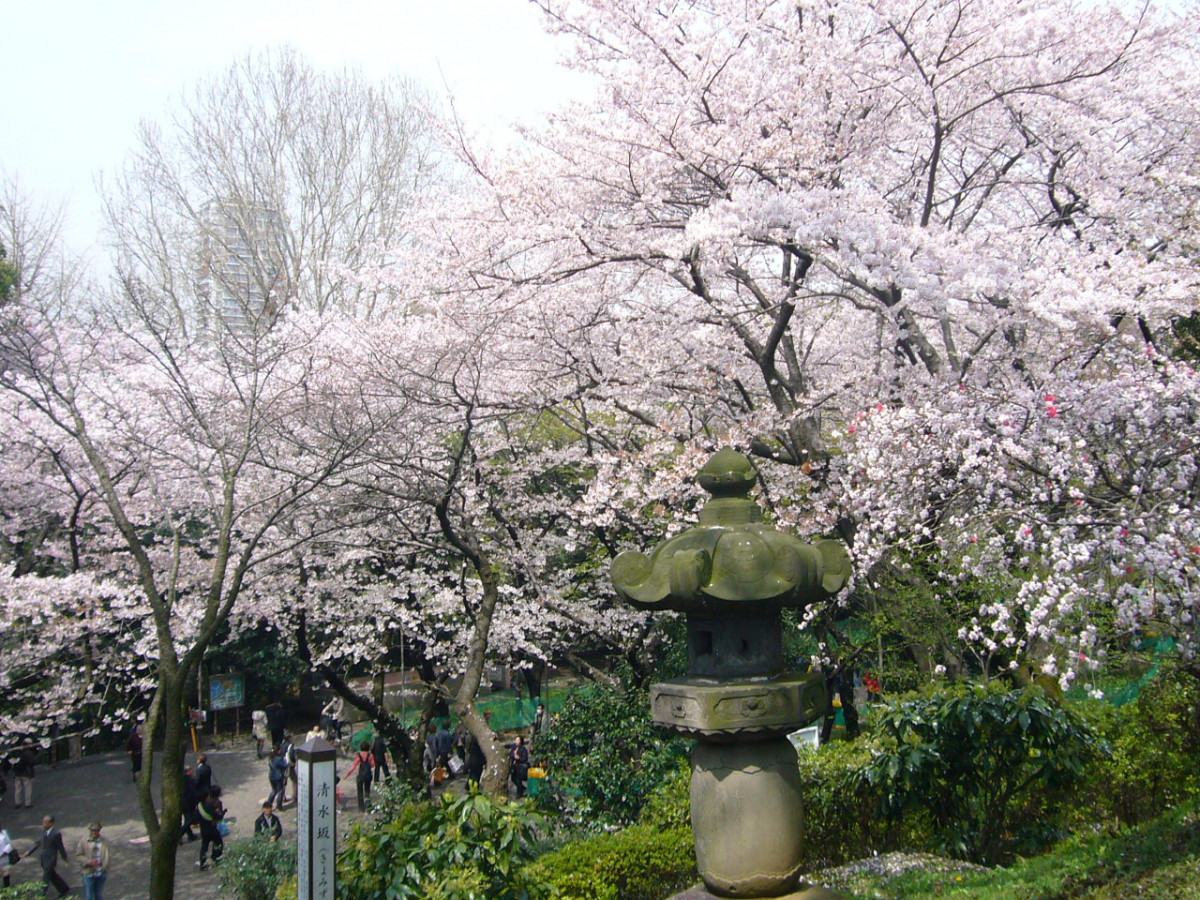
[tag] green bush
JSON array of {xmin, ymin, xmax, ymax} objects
[
  {"xmin": 525, "ymin": 824, "xmax": 696, "ymax": 900},
  {"xmin": 337, "ymin": 787, "xmax": 551, "ymax": 900},
  {"xmin": 636, "ymin": 758, "xmax": 691, "ymax": 830},
  {"xmin": 216, "ymin": 835, "xmax": 298, "ymax": 900},
  {"xmin": 534, "ymin": 683, "xmax": 688, "ymax": 826},
  {"xmin": 795, "ymin": 737, "xmax": 934, "ymax": 870},
  {"xmin": 0, "ymin": 883, "xmax": 43, "ymax": 900},
  {"xmin": 363, "ymin": 771, "xmax": 425, "ymax": 820},
  {"xmin": 853, "ymin": 681, "xmax": 1102, "ymax": 865},
  {"xmin": 1075, "ymin": 667, "xmax": 1200, "ymax": 828},
  {"xmin": 625, "ymin": 735, "xmax": 924, "ymax": 871}
]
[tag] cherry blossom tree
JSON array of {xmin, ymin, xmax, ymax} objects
[
  {"xmin": 842, "ymin": 340, "xmax": 1200, "ymax": 686},
  {"xmin": 0, "ymin": 283, "xmax": 373, "ymax": 897},
  {"xmin": 0, "ymin": 48, "xmax": 439, "ymax": 896},
  {"xmin": 250, "ymin": 301, "xmax": 662, "ymax": 794},
  {"xmin": 377, "ymin": 0, "xmax": 1200, "ymax": 689}
]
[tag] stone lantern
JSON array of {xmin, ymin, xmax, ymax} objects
[{"xmin": 611, "ymin": 449, "xmax": 850, "ymax": 900}]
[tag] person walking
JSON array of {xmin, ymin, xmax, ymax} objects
[
  {"xmin": 371, "ymin": 729, "xmax": 390, "ymax": 783},
  {"xmin": 265, "ymin": 702, "xmax": 286, "ymax": 749},
  {"xmin": 13, "ymin": 747, "xmax": 36, "ymax": 809},
  {"xmin": 195, "ymin": 785, "xmax": 226, "ymax": 870},
  {"xmin": 193, "ymin": 753, "xmax": 213, "ymax": 799},
  {"xmin": 280, "ymin": 733, "xmax": 297, "ymax": 805},
  {"xmin": 180, "ymin": 766, "xmax": 199, "ymax": 843},
  {"xmin": 251, "ymin": 710, "xmax": 269, "ymax": 759},
  {"xmin": 126, "ymin": 726, "xmax": 143, "ymax": 783},
  {"xmin": 254, "ymin": 803, "xmax": 282, "ymax": 842},
  {"xmin": 0, "ymin": 821, "xmax": 17, "ymax": 888},
  {"xmin": 509, "ymin": 736, "xmax": 530, "ymax": 799},
  {"xmin": 28, "ymin": 814, "xmax": 70, "ymax": 898},
  {"xmin": 431, "ymin": 722, "xmax": 453, "ymax": 770},
  {"xmin": 75, "ymin": 821, "xmax": 111, "ymax": 900},
  {"xmin": 465, "ymin": 733, "xmax": 486, "ymax": 786},
  {"xmin": 266, "ymin": 746, "xmax": 288, "ymax": 810},
  {"xmin": 343, "ymin": 742, "xmax": 375, "ymax": 812}
]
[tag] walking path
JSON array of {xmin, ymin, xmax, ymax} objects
[{"xmin": 2, "ymin": 734, "xmax": 371, "ymax": 899}]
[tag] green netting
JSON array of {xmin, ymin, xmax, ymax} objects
[
  {"xmin": 471, "ymin": 692, "xmax": 561, "ymax": 733},
  {"xmin": 351, "ymin": 690, "xmax": 567, "ymax": 741},
  {"xmin": 347, "ymin": 724, "xmax": 375, "ymax": 748},
  {"xmin": 1067, "ymin": 635, "xmax": 1176, "ymax": 707}
]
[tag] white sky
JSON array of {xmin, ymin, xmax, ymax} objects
[{"xmin": 1, "ymin": 0, "xmax": 590, "ymax": 254}]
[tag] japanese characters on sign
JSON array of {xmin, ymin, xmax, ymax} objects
[{"xmin": 297, "ymin": 736, "xmax": 337, "ymax": 900}]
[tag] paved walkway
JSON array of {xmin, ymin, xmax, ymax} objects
[{"xmin": 2, "ymin": 734, "xmax": 373, "ymax": 899}]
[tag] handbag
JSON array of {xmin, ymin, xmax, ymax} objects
[{"xmin": 216, "ymin": 820, "xmax": 230, "ymax": 837}]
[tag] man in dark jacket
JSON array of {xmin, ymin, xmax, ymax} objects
[
  {"xmin": 193, "ymin": 753, "xmax": 213, "ymax": 798},
  {"xmin": 126, "ymin": 725, "xmax": 144, "ymax": 782},
  {"xmin": 371, "ymin": 730, "xmax": 390, "ymax": 783},
  {"xmin": 254, "ymin": 802, "xmax": 283, "ymax": 842},
  {"xmin": 196, "ymin": 785, "xmax": 225, "ymax": 870},
  {"xmin": 465, "ymin": 733, "xmax": 486, "ymax": 785},
  {"xmin": 432, "ymin": 722, "xmax": 453, "ymax": 770},
  {"xmin": 180, "ymin": 765, "xmax": 200, "ymax": 842},
  {"xmin": 29, "ymin": 815, "xmax": 70, "ymax": 897},
  {"xmin": 265, "ymin": 702, "xmax": 286, "ymax": 749},
  {"xmin": 266, "ymin": 746, "xmax": 289, "ymax": 810}
]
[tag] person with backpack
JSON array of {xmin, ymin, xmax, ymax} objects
[
  {"xmin": 266, "ymin": 746, "xmax": 289, "ymax": 810},
  {"xmin": 343, "ymin": 741, "xmax": 375, "ymax": 812},
  {"xmin": 195, "ymin": 785, "xmax": 225, "ymax": 870},
  {"xmin": 280, "ymin": 732, "xmax": 297, "ymax": 805}
]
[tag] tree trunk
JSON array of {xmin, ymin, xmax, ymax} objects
[
  {"xmin": 294, "ymin": 613, "xmax": 421, "ymax": 780},
  {"xmin": 142, "ymin": 670, "xmax": 189, "ymax": 900},
  {"xmin": 455, "ymin": 703, "xmax": 511, "ymax": 796}
]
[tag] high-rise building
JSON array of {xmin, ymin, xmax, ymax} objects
[{"xmin": 196, "ymin": 200, "xmax": 288, "ymax": 338}]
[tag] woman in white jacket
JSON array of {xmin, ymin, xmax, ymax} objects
[
  {"xmin": 251, "ymin": 710, "xmax": 269, "ymax": 758},
  {"xmin": 0, "ymin": 821, "xmax": 17, "ymax": 888}
]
